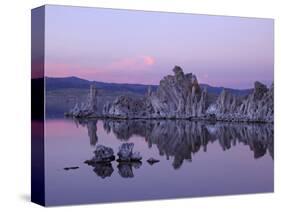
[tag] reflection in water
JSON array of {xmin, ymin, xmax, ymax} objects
[
  {"xmin": 89, "ymin": 163, "xmax": 114, "ymax": 179},
  {"xmin": 105, "ymin": 120, "xmax": 273, "ymax": 168},
  {"xmin": 45, "ymin": 118, "xmax": 274, "ymax": 204},
  {"xmin": 86, "ymin": 160, "xmax": 142, "ymax": 179},
  {"xmin": 75, "ymin": 119, "xmax": 273, "ymax": 170},
  {"xmin": 117, "ymin": 162, "xmax": 142, "ymax": 178},
  {"xmin": 74, "ymin": 119, "xmax": 98, "ymax": 146}
]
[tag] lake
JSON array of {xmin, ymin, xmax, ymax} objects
[{"xmin": 44, "ymin": 118, "xmax": 273, "ymax": 206}]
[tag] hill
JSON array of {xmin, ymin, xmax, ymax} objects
[{"xmin": 40, "ymin": 77, "xmax": 252, "ymax": 118}]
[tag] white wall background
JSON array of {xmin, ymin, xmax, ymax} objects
[{"xmin": 0, "ymin": 0, "xmax": 280, "ymax": 211}]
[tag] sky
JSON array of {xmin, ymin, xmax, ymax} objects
[{"xmin": 44, "ymin": 5, "xmax": 274, "ymax": 89}]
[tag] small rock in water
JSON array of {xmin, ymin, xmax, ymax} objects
[
  {"xmin": 85, "ymin": 145, "xmax": 115, "ymax": 164},
  {"xmin": 117, "ymin": 143, "xmax": 142, "ymax": 162},
  {"xmin": 131, "ymin": 152, "xmax": 142, "ymax": 161},
  {"xmin": 64, "ymin": 166, "xmax": 79, "ymax": 170},
  {"xmin": 147, "ymin": 158, "xmax": 160, "ymax": 165}
]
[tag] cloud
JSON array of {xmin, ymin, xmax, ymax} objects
[
  {"xmin": 45, "ymin": 55, "xmax": 156, "ymax": 82},
  {"xmin": 45, "ymin": 62, "xmax": 103, "ymax": 78},
  {"xmin": 142, "ymin": 56, "xmax": 155, "ymax": 65},
  {"xmin": 106, "ymin": 55, "xmax": 155, "ymax": 71}
]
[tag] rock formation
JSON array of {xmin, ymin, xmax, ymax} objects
[
  {"xmin": 117, "ymin": 143, "xmax": 142, "ymax": 162},
  {"xmin": 103, "ymin": 66, "xmax": 209, "ymax": 119},
  {"xmin": 237, "ymin": 82, "xmax": 273, "ymax": 122},
  {"xmin": 147, "ymin": 158, "xmax": 160, "ymax": 165},
  {"xmin": 207, "ymin": 81, "xmax": 273, "ymax": 122},
  {"xmin": 84, "ymin": 145, "xmax": 115, "ymax": 164},
  {"xmin": 66, "ymin": 65, "xmax": 273, "ymax": 123},
  {"xmin": 148, "ymin": 66, "xmax": 208, "ymax": 118},
  {"xmin": 63, "ymin": 166, "xmax": 79, "ymax": 171},
  {"xmin": 103, "ymin": 96, "xmax": 147, "ymax": 119},
  {"xmin": 65, "ymin": 84, "xmax": 99, "ymax": 118},
  {"xmin": 84, "ymin": 144, "xmax": 115, "ymax": 178}
]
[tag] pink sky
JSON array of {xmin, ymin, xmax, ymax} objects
[{"xmin": 43, "ymin": 6, "xmax": 274, "ymax": 88}]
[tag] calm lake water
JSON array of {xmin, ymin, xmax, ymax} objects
[{"xmin": 45, "ymin": 118, "xmax": 274, "ymax": 206}]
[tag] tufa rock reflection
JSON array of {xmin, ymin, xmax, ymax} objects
[
  {"xmin": 92, "ymin": 163, "xmax": 114, "ymax": 179},
  {"xmin": 117, "ymin": 162, "xmax": 142, "ymax": 178},
  {"xmin": 80, "ymin": 119, "xmax": 273, "ymax": 174}
]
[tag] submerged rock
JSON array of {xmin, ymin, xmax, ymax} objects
[
  {"xmin": 63, "ymin": 166, "xmax": 79, "ymax": 170},
  {"xmin": 85, "ymin": 145, "xmax": 115, "ymax": 164},
  {"xmin": 147, "ymin": 158, "xmax": 160, "ymax": 165},
  {"xmin": 117, "ymin": 143, "xmax": 142, "ymax": 162}
]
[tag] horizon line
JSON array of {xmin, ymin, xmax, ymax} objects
[{"xmin": 38, "ymin": 75, "xmax": 267, "ymax": 90}]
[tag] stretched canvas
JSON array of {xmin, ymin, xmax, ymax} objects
[{"xmin": 31, "ymin": 5, "xmax": 274, "ymax": 206}]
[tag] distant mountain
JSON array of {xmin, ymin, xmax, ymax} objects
[
  {"xmin": 46, "ymin": 76, "xmax": 158, "ymax": 95},
  {"xmin": 46, "ymin": 76, "xmax": 91, "ymax": 90},
  {"xmin": 45, "ymin": 76, "xmax": 252, "ymax": 96},
  {"xmin": 200, "ymin": 84, "xmax": 252, "ymax": 96}
]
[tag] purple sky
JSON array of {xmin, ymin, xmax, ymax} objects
[{"xmin": 45, "ymin": 5, "xmax": 274, "ymax": 89}]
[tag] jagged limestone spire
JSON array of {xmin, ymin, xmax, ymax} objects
[{"xmin": 147, "ymin": 85, "xmax": 152, "ymax": 97}]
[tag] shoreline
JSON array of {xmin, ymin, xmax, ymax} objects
[{"xmin": 64, "ymin": 114, "xmax": 273, "ymax": 124}]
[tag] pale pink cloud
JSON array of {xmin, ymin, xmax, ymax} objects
[
  {"xmin": 45, "ymin": 62, "xmax": 104, "ymax": 78},
  {"xmin": 45, "ymin": 55, "xmax": 156, "ymax": 82},
  {"xmin": 142, "ymin": 56, "xmax": 155, "ymax": 65},
  {"xmin": 45, "ymin": 63, "xmax": 79, "ymax": 76},
  {"xmin": 106, "ymin": 55, "xmax": 155, "ymax": 71}
]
